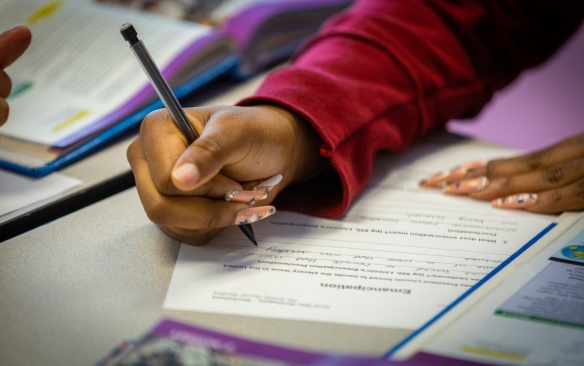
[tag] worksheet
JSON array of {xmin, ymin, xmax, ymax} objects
[{"xmin": 164, "ymin": 135, "xmax": 556, "ymax": 329}]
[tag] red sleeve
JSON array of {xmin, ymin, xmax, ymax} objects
[{"xmin": 237, "ymin": 0, "xmax": 584, "ymax": 218}]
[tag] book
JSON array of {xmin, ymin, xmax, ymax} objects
[
  {"xmin": 386, "ymin": 212, "xmax": 584, "ymax": 366},
  {"xmin": 0, "ymin": 0, "xmax": 351, "ymax": 177},
  {"xmin": 96, "ymin": 318, "xmax": 392, "ymax": 366}
]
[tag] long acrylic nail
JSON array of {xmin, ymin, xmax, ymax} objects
[
  {"xmin": 492, "ymin": 193, "xmax": 538, "ymax": 209},
  {"xmin": 234, "ymin": 206, "xmax": 276, "ymax": 225},
  {"xmin": 443, "ymin": 176, "xmax": 489, "ymax": 195},
  {"xmin": 225, "ymin": 174, "xmax": 283, "ymax": 206},
  {"xmin": 255, "ymin": 174, "xmax": 283, "ymax": 189},
  {"xmin": 225, "ymin": 189, "xmax": 268, "ymax": 206}
]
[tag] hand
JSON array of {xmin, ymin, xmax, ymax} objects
[
  {"xmin": 0, "ymin": 26, "xmax": 32, "ymax": 126},
  {"xmin": 127, "ymin": 104, "xmax": 326, "ymax": 245},
  {"xmin": 419, "ymin": 133, "xmax": 584, "ymax": 213}
]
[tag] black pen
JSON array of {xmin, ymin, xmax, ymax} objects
[{"xmin": 120, "ymin": 23, "xmax": 257, "ymax": 246}]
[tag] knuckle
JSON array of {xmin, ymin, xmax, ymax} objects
[
  {"xmin": 542, "ymin": 166, "xmax": 565, "ymax": 184},
  {"xmin": 140, "ymin": 109, "xmax": 168, "ymax": 132},
  {"xmin": 485, "ymin": 160, "xmax": 511, "ymax": 178},
  {"xmin": 524, "ymin": 150, "xmax": 548, "ymax": 170},
  {"xmin": 573, "ymin": 179, "xmax": 584, "ymax": 201},
  {"xmin": 550, "ymin": 189, "xmax": 564, "ymax": 205},
  {"xmin": 196, "ymin": 137, "xmax": 225, "ymax": 163},
  {"xmin": 485, "ymin": 161, "xmax": 497, "ymax": 177},
  {"xmin": 153, "ymin": 174, "xmax": 174, "ymax": 195},
  {"xmin": 143, "ymin": 197, "xmax": 168, "ymax": 225},
  {"xmin": 205, "ymin": 204, "xmax": 224, "ymax": 229},
  {"xmin": 126, "ymin": 139, "xmax": 140, "ymax": 161},
  {"xmin": 495, "ymin": 176, "xmax": 512, "ymax": 190}
]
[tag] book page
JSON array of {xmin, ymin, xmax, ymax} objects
[
  {"xmin": 96, "ymin": 0, "xmax": 284, "ymax": 27},
  {"xmin": 393, "ymin": 215, "xmax": 584, "ymax": 365},
  {"xmin": 1, "ymin": 0, "xmax": 211, "ymax": 147},
  {"xmin": 164, "ymin": 135, "xmax": 557, "ymax": 329}
]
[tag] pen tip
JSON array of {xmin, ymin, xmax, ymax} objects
[{"xmin": 238, "ymin": 224, "xmax": 257, "ymax": 246}]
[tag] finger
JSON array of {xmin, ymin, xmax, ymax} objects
[
  {"xmin": 171, "ymin": 107, "xmax": 250, "ymax": 191},
  {"xmin": 131, "ymin": 141, "xmax": 275, "ymax": 229},
  {"xmin": 0, "ymin": 26, "xmax": 32, "ymax": 69},
  {"xmin": 0, "ymin": 70, "xmax": 11, "ymax": 98},
  {"xmin": 172, "ymin": 106, "xmax": 294, "ymax": 192},
  {"xmin": 137, "ymin": 108, "xmax": 194, "ymax": 189},
  {"xmin": 135, "ymin": 109, "xmax": 242, "ymax": 196},
  {"xmin": 0, "ymin": 98, "xmax": 8, "ymax": 126},
  {"xmin": 491, "ymin": 177, "xmax": 584, "ymax": 213},
  {"xmin": 444, "ymin": 157, "xmax": 584, "ymax": 200},
  {"xmin": 225, "ymin": 174, "xmax": 283, "ymax": 206},
  {"xmin": 131, "ymin": 147, "xmax": 240, "ymax": 229},
  {"xmin": 419, "ymin": 161, "xmax": 486, "ymax": 188},
  {"xmin": 159, "ymin": 225, "xmax": 225, "ymax": 246},
  {"xmin": 465, "ymin": 134, "xmax": 584, "ymax": 179}
]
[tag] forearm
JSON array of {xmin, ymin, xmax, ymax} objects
[{"xmin": 238, "ymin": 0, "xmax": 584, "ymax": 217}]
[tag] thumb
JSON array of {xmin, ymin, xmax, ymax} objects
[{"xmin": 170, "ymin": 108, "xmax": 244, "ymax": 191}]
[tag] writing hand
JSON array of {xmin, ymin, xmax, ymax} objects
[
  {"xmin": 127, "ymin": 104, "xmax": 325, "ymax": 245},
  {"xmin": 419, "ymin": 133, "xmax": 584, "ymax": 213},
  {"xmin": 0, "ymin": 26, "xmax": 32, "ymax": 126}
]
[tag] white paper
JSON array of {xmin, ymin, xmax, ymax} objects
[
  {"xmin": 164, "ymin": 136, "xmax": 556, "ymax": 329},
  {"xmin": 0, "ymin": 169, "xmax": 81, "ymax": 216}
]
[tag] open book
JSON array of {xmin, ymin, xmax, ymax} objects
[{"xmin": 0, "ymin": 0, "xmax": 351, "ymax": 177}]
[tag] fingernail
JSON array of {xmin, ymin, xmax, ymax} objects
[
  {"xmin": 234, "ymin": 206, "xmax": 276, "ymax": 225},
  {"xmin": 444, "ymin": 176, "xmax": 489, "ymax": 195},
  {"xmin": 492, "ymin": 193, "xmax": 538, "ymax": 209},
  {"xmin": 225, "ymin": 174, "xmax": 283, "ymax": 206},
  {"xmin": 172, "ymin": 163, "xmax": 199, "ymax": 187},
  {"xmin": 255, "ymin": 174, "xmax": 283, "ymax": 189},
  {"xmin": 225, "ymin": 189, "xmax": 268, "ymax": 206},
  {"xmin": 420, "ymin": 161, "xmax": 486, "ymax": 188}
]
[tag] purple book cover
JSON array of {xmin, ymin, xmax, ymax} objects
[{"xmin": 97, "ymin": 318, "xmax": 418, "ymax": 366}]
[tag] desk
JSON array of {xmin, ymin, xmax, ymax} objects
[
  {"xmin": 0, "ymin": 74, "xmax": 267, "ymax": 242},
  {"xmin": 0, "ymin": 187, "xmax": 410, "ymax": 365}
]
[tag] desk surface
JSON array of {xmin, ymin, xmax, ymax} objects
[{"xmin": 0, "ymin": 187, "xmax": 410, "ymax": 366}]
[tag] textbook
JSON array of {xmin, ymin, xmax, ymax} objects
[
  {"xmin": 96, "ymin": 318, "xmax": 393, "ymax": 366},
  {"xmin": 386, "ymin": 212, "xmax": 584, "ymax": 366},
  {"xmin": 0, "ymin": 0, "xmax": 351, "ymax": 177}
]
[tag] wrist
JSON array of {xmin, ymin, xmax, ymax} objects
[{"xmin": 255, "ymin": 104, "xmax": 328, "ymax": 185}]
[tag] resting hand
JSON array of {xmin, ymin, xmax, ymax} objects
[
  {"xmin": 127, "ymin": 104, "xmax": 325, "ymax": 245},
  {"xmin": 419, "ymin": 133, "xmax": 584, "ymax": 213},
  {"xmin": 0, "ymin": 26, "xmax": 32, "ymax": 126}
]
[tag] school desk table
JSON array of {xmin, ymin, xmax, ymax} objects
[{"xmin": 0, "ymin": 186, "xmax": 411, "ymax": 366}]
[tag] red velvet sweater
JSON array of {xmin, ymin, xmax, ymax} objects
[{"xmin": 238, "ymin": 0, "xmax": 584, "ymax": 217}]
